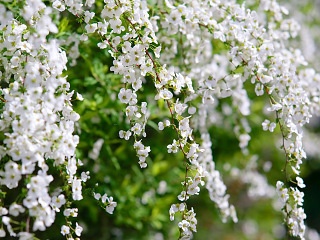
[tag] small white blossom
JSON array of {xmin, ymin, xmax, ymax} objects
[
  {"xmin": 262, "ymin": 119, "xmax": 277, "ymax": 132},
  {"xmin": 75, "ymin": 222, "xmax": 83, "ymax": 237},
  {"xmin": 85, "ymin": 23, "xmax": 98, "ymax": 34},
  {"xmin": 76, "ymin": 93, "xmax": 84, "ymax": 101},
  {"xmin": 296, "ymin": 177, "xmax": 306, "ymax": 188},
  {"xmin": 52, "ymin": 0, "xmax": 65, "ymax": 11},
  {"xmin": 106, "ymin": 197, "xmax": 117, "ymax": 214},
  {"xmin": 158, "ymin": 121, "xmax": 165, "ymax": 131},
  {"xmin": 61, "ymin": 225, "xmax": 70, "ymax": 236},
  {"xmin": 158, "ymin": 89, "xmax": 173, "ymax": 100}
]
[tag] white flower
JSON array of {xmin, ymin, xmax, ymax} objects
[
  {"xmin": 81, "ymin": 171, "xmax": 90, "ymax": 182},
  {"xmin": 178, "ymin": 220, "xmax": 190, "ymax": 233},
  {"xmin": 169, "ymin": 204, "xmax": 180, "ymax": 221},
  {"xmin": 131, "ymin": 123, "xmax": 143, "ymax": 135},
  {"xmin": 167, "ymin": 140, "xmax": 179, "ymax": 153},
  {"xmin": 109, "ymin": 18, "xmax": 125, "ymax": 34},
  {"xmin": 262, "ymin": 119, "xmax": 276, "ymax": 132},
  {"xmin": 85, "ymin": 0, "xmax": 95, "ymax": 7},
  {"xmin": 97, "ymin": 21, "xmax": 109, "ymax": 35},
  {"xmin": 101, "ymin": 194, "xmax": 108, "ymax": 203},
  {"xmin": 93, "ymin": 193, "xmax": 101, "ymax": 200},
  {"xmin": 106, "ymin": 197, "xmax": 117, "ymax": 214},
  {"xmin": 267, "ymin": 103, "xmax": 282, "ymax": 112},
  {"xmin": 80, "ymin": 34, "xmax": 89, "ymax": 41},
  {"xmin": 75, "ymin": 222, "xmax": 83, "ymax": 237},
  {"xmin": 63, "ymin": 208, "xmax": 78, "ymax": 217},
  {"xmin": 0, "ymin": 207, "xmax": 8, "ymax": 216},
  {"xmin": 296, "ymin": 177, "xmax": 306, "ymax": 188},
  {"xmin": 61, "ymin": 225, "xmax": 70, "ymax": 236},
  {"xmin": 187, "ymin": 143, "xmax": 199, "ymax": 160},
  {"xmin": 175, "ymin": 100, "xmax": 187, "ymax": 115},
  {"xmin": 255, "ymin": 83, "xmax": 264, "ymax": 96},
  {"xmin": 85, "ymin": 23, "xmax": 98, "ymax": 34},
  {"xmin": 276, "ymin": 182, "xmax": 289, "ymax": 204},
  {"xmin": 51, "ymin": 194, "xmax": 66, "ymax": 211},
  {"xmin": 239, "ymin": 134, "xmax": 251, "ymax": 149},
  {"xmin": 158, "ymin": 89, "xmax": 173, "ymax": 100},
  {"xmin": 118, "ymin": 88, "xmax": 133, "ymax": 104},
  {"xmin": 119, "ymin": 130, "xmax": 132, "ymax": 140},
  {"xmin": 187, "ymin": 183, "xmax": 200, "ymax": 196},
  {"xmin": 1, "ymin": 161, "xmax": 22, "ymax": 189},
  {"xmin": 97, "ymin": 41, "xmax": 108, "ymax": 49},
  {"xmin": 178, "ymin": 191, "xmax": 189, "ymax": 201},
  {"xmin": 52, "ymin": 0, "xmax": 65, "ymax": 11},
  {"xmin": 19, "ymin": 232, "xmax": 33, "ymax": 239},
  {"xmin": 72, "ymin": 178, "xmax": 83, "ymax": 201},
  {"xmin": 154, "ymin": 46, "xmax": 161, "ymax": 58},
  {"xmin": 158, "ymin": 121, "xmax": 165, "ymax": 130},
  {"xmin": 9, "ymin": 203, "xmax": 25, "ymax": 217},
  {"xmin": 76, "ymin": 92, "xmax": 84, "ymax": 101},
  {"xmin": 276, "ymin": 181, "xmax": 284, "ymax": 190},
  {"xmin": 84, "ymin": 11, "xmax": 95, "ymax": 23},
  {"xmin": 188, "ymin": 107, "xmax": 196, "ymax": 115},
  {"xmin": 259, "ymin": 74, "xmax": 273, "ymax": 84},
  {"xmin": 179, "ymin": 117, "xmax": 192, "ymax": 138}
]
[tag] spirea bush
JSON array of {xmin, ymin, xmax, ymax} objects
[{"xmin": 0, "ymin": 0, "xmax": 319, "ymax": 239}]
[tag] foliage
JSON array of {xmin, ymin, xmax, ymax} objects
[{"xmin": 0, "ymin": 0, "xmax": 319, "ymax": 239}]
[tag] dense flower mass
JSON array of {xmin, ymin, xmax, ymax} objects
[{"xmin": 0, "ymin": 0, "xmax": 319, "ymax": 239}]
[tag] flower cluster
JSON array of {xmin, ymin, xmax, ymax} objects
[
  {"xmin": 51, "ymin": 0, "xmax": 319, "ymax": 239},
  {"xmin": 0, "ymin": 1, "xmax": 88, "ymax": 238},
  {"xmin": 276, "ymin": 180, "xmax": 307, "ymax": 239},
  {"xmin": 94, "ymin": 192, "xmax": 117, "ymax": 214},
  {"xmin": 154, "ymin": 0, "xmax": 320, "ymax": 237},
  {"xmin": 169, "ymin": 203, "xmax": 197, "ymax": 239},
  {"xmin": 0, "ymin": 0, "xmax": 319, "ymax": 239}
]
